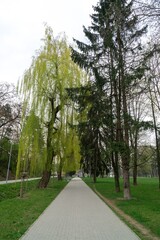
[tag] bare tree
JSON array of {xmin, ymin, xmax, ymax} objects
[
  {"xmin": 0, "ymin": 83, "xmax": 21, "ymax": 140},
  {"xmin": 134, "ymin": 0, "xmax": 160, "ymax": 19},
  {"xmin": 145, "ymin": 47, "xmax": 160, "ymax": 188},
  {"xmin": 128, "ymin": 91, "xmax": 152, "ymax": 185}
]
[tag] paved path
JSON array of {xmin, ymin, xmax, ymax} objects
[
  {"xmin": 20, "ymin": 177, "xmax": 140, "ymax": 240},
  {"xmin": 0, "ymin": 178, "xmax": 40, "ymax": 185}
]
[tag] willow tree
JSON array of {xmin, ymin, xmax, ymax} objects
[
  {"xmin": 53, "ymin": 101, "xmax": 81, "ymax": 180},
  {"xmin": 18, "ymin": 26, "xmax": 84, "ymax": 188},
  {"xmin": 16, "ymin": 111, "xmax": 45, "ymax": 177}
]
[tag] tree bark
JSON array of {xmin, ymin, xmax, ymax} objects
[
  {"xmin": 112, "ymin": 152, "xmax": 120, "ymax": 192},
  {"xmin": 133, "ymin": 161, "xmax": 138, "ymax": 185},
  {"xmin": 149, "ymin": 84, "xmax": 160, "ymax": 189},
  {"xmin": 93, "ymin": 155, "xmax": 97, "ymax": 183},
  {"xmin": 57, "ymin": 157, "xmax": 63, "ymax": 181},
  {"xmin": 57, "ymin": 172, "xmax": 62, "ymax": 181},
  {"xmin": 93, "ymin": 139, "xmax": 98, "ymax": 183},
  {"xmin": 38, "ymin": 121, "xmax": 54, "ymax": 188},
  {"xmin": 38, "ymin": 98, "xmax": 58, "ymax": 188},
  {"xmin": 110, "ymin": 49, "xmax": 120, "ymax": 193},
  {"xmin": 121, "ymin": 89, "xmax": 131, "ymax": 199},
  {"xmin": 38, "ymin": 170, "xmax": 51, "ymax": 188},
  {"xmin": 133, "ymin": 137, "xmax": 138, "ymax": 186},
  {"xmin": 117, "ymin": 24, "xmax": 131, "ymax": 199},
  {"xmin": 129, "ymin": 113, "xmax": 139, "ymax": 186},
  {"xmin": 123, "ymin": 164, "xmax": 131, "ymax": 200}
]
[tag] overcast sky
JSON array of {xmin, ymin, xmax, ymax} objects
[{"xmin": 0, "ymin": 0, "xmax": 98, "ymax": 86}]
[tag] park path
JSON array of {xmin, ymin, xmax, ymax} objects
[
  {"xmin": 20, "ymin": 177, "xmax": 140, "ymax": 240},
  {"xmin": 0, "ymin": 177, "xmax": 40, "ymax": 185}
]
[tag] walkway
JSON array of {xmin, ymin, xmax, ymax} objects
[
  {"xmin": 20, "ymin": 177, "xmax": 140, "ymax": 240},
  {"xmin": 0, "ymin": 177, "xmax": 40, "ymax": 185}
]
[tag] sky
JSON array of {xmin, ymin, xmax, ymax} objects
[{"xmin": 0, "ymin": 0, "xmax": 98, "ymax": 86}]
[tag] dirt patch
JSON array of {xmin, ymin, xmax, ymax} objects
[{"xmin": 94, "ymin": 189, "xmax": 160, "ymax": 240}]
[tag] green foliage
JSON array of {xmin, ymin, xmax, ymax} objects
[
  {"xmin": 67, "ymin": 84, "xmax": 111, "ymax": 181},
  {"xmin": 17, "ymin": 112, "xmax": 45, "ymax": 178},
  {"xmin": 0, "ymin": 179, "xmax": 67, "ymax": 240},
  {"xmin": 53, "ymin": 109, "xmax": 81, "ymax": 174},
  {"xmin": 70, "ymin": 0, "xmax": 149, "ymax": 197},
  {"xmin": 17, "ymin": 26, "xmax": 86, "ymax": 180},
  {"xmin": 136, "ymin": 146, "xmax": 157, "ymax": 177},
  {"xmin": 0, "ymin": 137, "xmax": 18, "ymax": 179}
]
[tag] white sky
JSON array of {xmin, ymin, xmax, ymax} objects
[{"xmin": 0, "ymin": 0, "xmax": 98, "ymax": 85}]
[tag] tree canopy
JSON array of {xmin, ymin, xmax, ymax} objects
[
  {"xmin": 17, "ymin": 26, "xmax": 86, "ymax": 187},
  {"xmin": 69, "ymin": 0, "xmax": 156, "ymax": 199}
]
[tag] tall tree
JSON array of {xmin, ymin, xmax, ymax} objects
[
  {"xmin": 0, "ymin": 83, "xmax": 21, "ymax": 179},
  {"xmin": 0, "ymin": 83, "xmax": 20, "ymax": 137},
  {"xmin": 67, "ymin": 83, "xmax": 111, "ymax": 183},
  {"xmin": 142, "ymin": 41, "xmax": 160, "ymax": 188},
  {"xmin": 71, "ymin": 0, "xmax": 147, "ymax": 199},
  {"xmin": 18, "ymin": 26, "xmax": 85, "ymax": 188},
  {"xmin": 128, "ymin": 93, "xmax": 153, "ymax": 185}
]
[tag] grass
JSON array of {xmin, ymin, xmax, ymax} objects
[
  {"xmin": 84, "ymin": 177, "xmax": 160, "ymax": 240},
  {"xmin": 0, "ymin": 179, "xmax": 68, "ymax": 240}
]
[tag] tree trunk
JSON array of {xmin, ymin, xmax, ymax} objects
[
  {"xmin": 114, "ymin": 170, "xmax": 120, "ymax": 192},
  {"xmin": 123, "ymin": 165, "xmax": 131, "ymax": 199},
  {"xmin": 121, "ymin": 97, "xmax": 131, "ymax": 199},
  {"xmin": 93, "ymin": 156, "xmax": 97, "ymax": 183},
  {"xmin": 91, "ymin": 128, "xmax": 100, "ymax": 184},
  {"xmin": 109, "ymin": 58, "xmax": 120, "ymax": 193},
  {"xmin": 149, "ymin": 84, "xmax": 160, "ymax": 189},
  {"xmin": 57, "ymin": 158, "xmax": 63, "ymax": 181},
  {"xmin": 93, "ymin": 171, "xmax": 96, "ymax": 183},
  {"xmin": 57, "ymin": 171, "xmax": 62, "ymax": 181},
  {"xmin": 112, "ymin": 152, "xmax": 120, "ymax": 192},
  {"xmin": 38, "ymin": 124, "xmax": 54, "ymax": 188},
  {"xmin": 93, "ymin": 142, "xmax": 98, "ymax": 183},
  {"xmin": 133, "ymin": 135, "xmax": 138, "ymax": 186},
  {"xmin": 117, "ymin": 24, "xmax": 131, "ymax": 199},
  {"xmin": 38, "ymin": 98, "xmax": 57, "ymax": 188},
  {"xmin": 133, "ymin": 146, "xmax": 138, "ymax": 186},
  {"xmin": 38, "ymin": 170, "xmax": 51, "ymax": 188},
  {"xmin": 133, "ymin": 161, "xmax": 138, "ymax": 186}
]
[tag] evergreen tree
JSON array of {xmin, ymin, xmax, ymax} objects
[
  {"xmin": 71, "ymin": 0, "xmax": 147, "ymax": 199},
  {"xmin": 67, "ymin": 83, "xmax": 111, "ymax": 183}
]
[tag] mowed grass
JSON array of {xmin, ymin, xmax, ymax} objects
[
  {"xmin": 0, "ymin": 179, "xmax": 67, "ymax": 240},
  {"xmin": 84, "ymin": 177, "xmax": 160, "ymax": 239}
]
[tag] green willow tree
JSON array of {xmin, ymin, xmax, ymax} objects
[
  {"xmin": 17, "ymin": 26, "xmax": 85, "ymax": 188},
  {"xmin": 16, "ymin": 111, "xmax": 45, "ymax": 178},
  {"xmin": 54, "ymin": 102, "xmax": 81, "ymax": 180}
]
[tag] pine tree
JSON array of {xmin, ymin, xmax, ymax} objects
[
  {"xmin": 71, "ymin": 0, "xmax": 147, "ymax": 199},
  {"xmin": 67, "ymin": 81, "xmax": 111, "ymax": 183}
]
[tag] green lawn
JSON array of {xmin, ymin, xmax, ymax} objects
[
  {"xmin": 0, "ymin": 179, "xmax": 67, "ymax": 240},
  {"xmin": 84, "ymin": 177, "xmax": 160, "ymax": 240}
]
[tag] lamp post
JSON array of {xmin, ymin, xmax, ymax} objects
[{"xmin": 6, "ymin": 142, "xmax": 13, "ymax": 183}]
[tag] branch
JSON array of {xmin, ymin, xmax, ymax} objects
[
  {"xmin": 0, "ymin": 115, "xmax": 19, "ymax": 129},
  {"xmin": 54, "ymin": 105, "xmax": 61, "ymax": 119}
]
